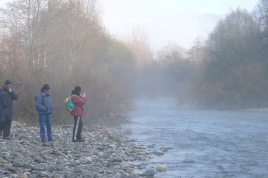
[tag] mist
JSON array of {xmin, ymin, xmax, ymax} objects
[
  {"xmin": 120, "ymin": 5, "xmax": 268, "ymax": 111},
  {"xmin": 0, "ymin": 0, "xmax": 267, "ymax": 125}
]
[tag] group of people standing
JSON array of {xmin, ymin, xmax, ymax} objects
[{"xmin": 0, "ymin": 80, "xmax": 87, "ymax": 144}]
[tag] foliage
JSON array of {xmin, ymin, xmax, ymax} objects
[
  {"xmin": 0, "ymin": 0, "xmax": 135, "ymax": 125},
  {"xmin": 155, "ymin": 6, "xmax": 268, "ymax": 109},
  {"xmin": 253, "ymin": 0, "xmax": 268, "ymax": 62},
  {"xmin": 186, "ymin": 8, "xmax": 268, "ymax": 109},
  {"xmin": 2, "ymin": 0, "xmax": 268, "ymax": 117}
]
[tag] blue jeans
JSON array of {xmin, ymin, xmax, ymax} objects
[{"xmin": 38, "ymin": 114, "xmax": 53, "ymax": 141}]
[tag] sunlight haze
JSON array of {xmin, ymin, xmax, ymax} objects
[
  {"xmin": 99, "ymin": 0, "xmax": 259, "ymax": 51},
  {"xmin": 0, "ymin": 0, "xmax": 260, "ymax": 51}
]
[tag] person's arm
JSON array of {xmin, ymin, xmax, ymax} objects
[
  {"xmin": 49, "ymin": 97, "xmax": 54, "ymax": 113},
  {"xmin": 72, "ymin": 95, "xmax": 87, "ymax": 106},
  {"xmin": 0, "ymin": 90, "xmax": 3, "ymax": 108},
  {"xmin": 10, "ymin": 90, "xmax": 18, "ymax": 100}
]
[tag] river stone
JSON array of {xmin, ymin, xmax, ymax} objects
[
  {"xmin": 141, "ymin": 169, "xmax": 155, "ymax": 177},
  {"xmin": 6, "ymin": 167, "xmax": 16, "ymax": 173},
  {"xmin": 156, "ymin": 164, "xmax": 167, "ymax": 172},
  {"xmin": 0, "ymin": 121, "xmax": 165, "ymax": 178},
  {"xmin": 123, "ymin": 167, "xmax": 135, "ymax": 174},
  {"xmin": 153, "ymin": 150, "xmax": 164, "ymax": 156},
  {"xmin": 18, "ymin": 172, "xmax": 29, "ymax": 178},
  {"xmin": 0, "ymin": 159, "xmax": 8, "ymax": 164}
]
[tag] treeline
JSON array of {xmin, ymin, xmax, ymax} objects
[
  {"xmin": 1, "ymin": 0, "xmax": 268, "ymax": 126},
  {"xmin": 0, "ymin": 0, "xmax": 138, "ymax": 124},
  {"xmin": 142, "ymin": 0, "xmax": 268, "ymax": 109}
]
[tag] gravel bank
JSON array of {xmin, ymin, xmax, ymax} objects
[{"xmin": 0, "ymin": 121, "xmax": 165, "ymax": 178}]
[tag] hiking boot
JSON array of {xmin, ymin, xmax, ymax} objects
[
  {"xmin": 42, "ymin": 142, "xmax": 49, "ymax": 146},
  {"xmin": 72, "ymin": 138, "xmax": 85, "ymax": 142},
  {"xmin": 42, "ymin": 141, "xmax": 54, "ymax": 146},
  {"xmin": 48, "ymin": 140, "xmax": 54, "ymax": 145}
]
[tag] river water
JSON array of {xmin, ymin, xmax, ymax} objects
[{"xmin": 125, "ymin": 97, "xmax": 268, "ymax": 178}]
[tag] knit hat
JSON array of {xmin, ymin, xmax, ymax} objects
[
  {"xmin": 4, "ymin": 80, "xmax": 11, "ymax": 85},
  {"xmin": 41, "ymin": 84, "xmax": 50, "ymax": 92},
  {"xmin": 74, "ymin": 86, "xmax": 81, "ymax": 93}
]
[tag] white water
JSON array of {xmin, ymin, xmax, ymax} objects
[{"xmin": 126, "ymin": 98, "xmax": 268, "ymax": 178}]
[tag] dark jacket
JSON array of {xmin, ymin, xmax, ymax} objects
[
  {"xmin": 0, "ymin": 92, "xmax": 5, "ymax": 126},
  {"xmin": 35, "ymin": 92, "xmax": 54, "ymax": 115},
  {"xmin": 0, "ymin": 87, "xmax": 18, "ymax": 116}
]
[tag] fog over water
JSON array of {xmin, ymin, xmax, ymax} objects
[{"xmin": 125, "ymin": 98, "xmax": 268, "ymax": 177}]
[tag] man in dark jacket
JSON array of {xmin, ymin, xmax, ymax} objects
[
  {"xmin": 0, "ymin": 80, "xmax": 18, "ymax": 139},
  {"xmin": 0, "ymin": 90, "xmax": 5, "ymax": 134}
]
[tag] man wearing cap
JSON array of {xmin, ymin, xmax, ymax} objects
[
  {"xmin": 35, "ymin": 84, "xmax": 54, "ymax": 144},
  {"xmin": 0, "ymin": 80, "xmax": 18, "ymax": 139}
]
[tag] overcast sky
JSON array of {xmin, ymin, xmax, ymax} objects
[
  {"xmin": 0, "ymin": 0, "xmax": 260, "ymax": 52},
  {"xmin": 98, "ymin": 0, "xmax": 260, "ymax": 52}
]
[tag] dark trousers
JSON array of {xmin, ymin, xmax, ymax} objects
[
  {"xmin": 73, "ymin": 116, "xmax": 83, "ymax": 140},
  {"xmin": 3, "ymin": 115, "xmax": 12, "ymax": 137},
  {"xmin": 0, "ymin": 118, "xmax": 5, "ymax": 134}
]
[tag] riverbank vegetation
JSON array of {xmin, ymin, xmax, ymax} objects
[
  {"xmin": 162, "ymin": 1, "xmax": 268, "ymax": 109},
  {"xmin": 0, "ymin": 0, "xmax": 136, "ymax": 124},
  {"xmin": 130, "ymin": 0, "xmax": 268, "ymax": 110},
  {"xmin": 0, "ymin": 0, "xmax": 267, "ymax": 125}
]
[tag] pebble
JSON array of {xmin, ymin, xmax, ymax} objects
[{"xmin": 0, "ymin": 121, "xmax": 164, "ymax": 177}]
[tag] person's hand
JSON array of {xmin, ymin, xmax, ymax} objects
[
  {"xmin": 81, "ymin": 93, "xmax": 86, "ymax": 97},
  {"xmin": 8, "ymin": 87, "xmax": 12, "ymax": 93}
]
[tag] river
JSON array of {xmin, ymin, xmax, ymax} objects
[{"xmin": 124, "ymin": 97, "xmax": 268, "ymax": 178}]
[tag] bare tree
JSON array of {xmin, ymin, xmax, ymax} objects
[
  {"xmin": 126, "ymin": 26, "xmax": 152, "ymax": 65},
  {"xmin": 253, "ymin": 0, "xmax": 268, "ymax": 60},
  {"xmin": 0, "ymin": 0, "xmax": 134, "ymax": 124}
]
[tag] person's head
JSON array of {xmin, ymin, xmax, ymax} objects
[
  {"xmin": 4, "ymin": 80, "xmax": 12, "ymax": 89},
  {"xmin": 75, "ymin": 86, "xmax": 81, "ymax": 93},
  {"xmin": 41, "ymin": 84, "xmax": 50, "ymax": 94},
  {"xmin": 71, "ymin": 86, "xmax": 81, "ymax": 95}
]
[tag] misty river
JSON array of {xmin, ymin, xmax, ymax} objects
[{"xmin": 124, "ymin": 97, "xmax": 268, "ymax": 178}]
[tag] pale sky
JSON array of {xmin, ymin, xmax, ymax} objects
[
  {"xmin": 0, "ymin": 0, "xmax": 260, "ymax": 52},
  {"xmin": 98, "ymin": 0, "xmax": 260, "ymax": 52}
]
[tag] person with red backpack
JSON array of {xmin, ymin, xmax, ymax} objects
[{"xmin": 71, "ymin": 86, "xmax": 87, "ymax": 142}]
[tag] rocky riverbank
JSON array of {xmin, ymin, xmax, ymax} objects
[{"xmin": 0, "ymin": 121, "xmax": 167, "ymax": 178}]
